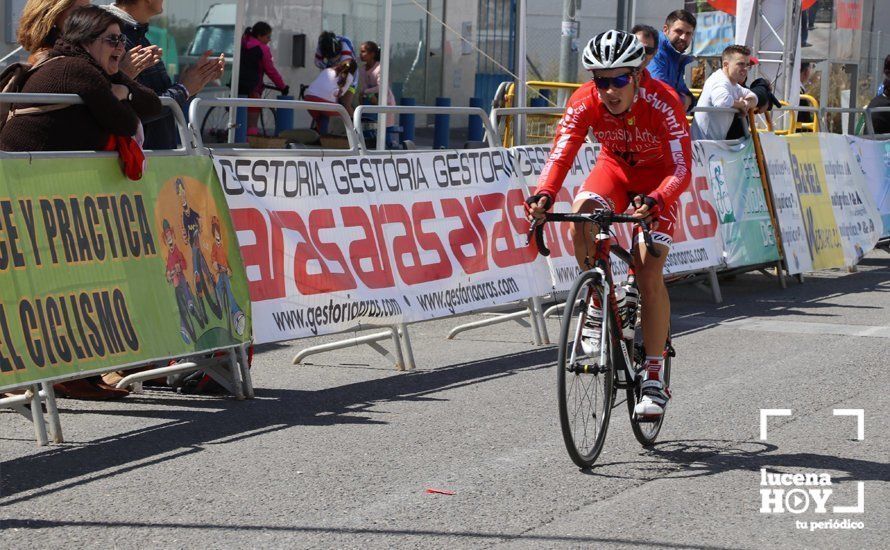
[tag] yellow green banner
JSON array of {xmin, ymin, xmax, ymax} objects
[
  {"xmin": 784, "ymin": 134, "xmax": 845, "ymax": 270},
  {"xmin": 0, "ymin": 156, "xmax": 251, "ymax": 391}
]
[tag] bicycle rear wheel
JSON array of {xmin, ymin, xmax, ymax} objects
[
  {"xmin": 627, "ymin": 334, "xmax": 672, "ymax": 446},
  {"xmin": 557, "ymin": 269, "xmax": 615, "ymax": 468}
]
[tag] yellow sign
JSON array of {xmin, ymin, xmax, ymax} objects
[{"xmin": 784, "ymin": 135, "xmax": 844, "ymax": 270}]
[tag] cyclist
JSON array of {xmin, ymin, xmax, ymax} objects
[{"xmin": 525, "ymin": 30, "xmax": 691, "ymax": 418}]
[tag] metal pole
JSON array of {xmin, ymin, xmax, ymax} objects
[
  {"xmin": 41, "ymin": 381, "xmax": 63, "ymax": 443},
  {"xmin": 848, "ymin": 64, "xmax": 858, "ymax": 134},
  {"xmin": 558, "ymin": 0, "xmax": 580, "ymax": 104},
  {"xmin": 515, "ymin": 0, "xmax": 527, "ymax": 141},
  {"xmin": 378, "ymin": 0, "xmax": 393, "ymax": 151},
  {"xmin": 616, "ymin": 0, "xmax": 626, "ymax": 30},
  {"xmin": 820, "ymin": 59, "xmax": 831, "ymax": 130},
  {"xmin": 228, "ymin": 0, "xmax": 247, "ymax": 143},
  {"xmin": 781, "ymin": 0, "xmax": 800, "ymax": 103},
  {"xmin": 627, "ymin": 0, "xmax": 636, "ymax": 31},
  {"xmin": 30, "ymin": 384, "xmax": 48, "ymax": 446}
]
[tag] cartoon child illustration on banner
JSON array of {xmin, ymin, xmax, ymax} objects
[
  {"xmin": 156, "ymin": 175, "xmax": 250, "ymax": 345},
  {"xmin": 210, "ymin": 215, "xmax": 246, "ymax": 335},
  {"xmin": 163, "ymin": 219, "xmax": 206, "ymax": 343}
]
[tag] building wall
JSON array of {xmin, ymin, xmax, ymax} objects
[{"xmin": 443, "ymin": 0, "xmax": 479, "ymax": 108}]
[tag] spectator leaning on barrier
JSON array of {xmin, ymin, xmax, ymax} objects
[
  {"xmin": 103, "ymin": 1, "xmax": 224, "ymax": 150},
  {"xmin": 649, "ymin": 9, "xmax": 696, "ymax": 111},
  {"xmin": 0, "ymin": 6, "xmax": 160, "ymax": 154},
  {"xmin": 867, "ymin": 79, "xmax": 890, "ymax": 134},
  {"xmin": 692, "ymin": 44, "xmax": 757, "ymax": 141},
  {"xmin": 315, "ymin": 31, "xmax": 357, "ymax": 106},
  {"xmin": 630, "ymin": 24, "xmax": 659, "ymax": 73}
]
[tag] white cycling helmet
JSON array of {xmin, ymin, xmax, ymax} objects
[{"xmin": 582, "ymin": 30, "xmax": 646, "ymax": 71}]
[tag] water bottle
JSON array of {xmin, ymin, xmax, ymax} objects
[
  {"xmin": 621, "ymin": 276, "xmax": 640, "ymax": 340},
  {"xmin": 614, "ymin": 283, "xmax": 627, "ymax": 334}
]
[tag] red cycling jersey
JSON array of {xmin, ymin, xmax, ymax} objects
[{"xmin": 535, "ymin": 70, "xmax": 692, "ymax": 212}]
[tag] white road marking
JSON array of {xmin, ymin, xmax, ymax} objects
[{"xmin": 722, "ymin": 319, "xmax": 890, "ymax": 338}]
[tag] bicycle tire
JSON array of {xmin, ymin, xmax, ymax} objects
[
  {"xmin": 201, "ymin": 106, "xmax": 231, "ymax": 144},
  {"xmin": 557, "ymin": 269, "xmax": 615, "ymax": 468},
  {"xmin": 627, "ymin": 333, "xmax": 672, "ymax": 446}
]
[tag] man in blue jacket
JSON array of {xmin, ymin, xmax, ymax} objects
[{"xmin": 649, "ymin": 9, "xmax": 697, "ymax": 112}]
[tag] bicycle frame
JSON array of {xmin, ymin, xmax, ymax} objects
[
  {"xmin": 531, "ymin": 210, "xmax": 657, "ymax": 387},
  {"xmin": 589, "ymin": 227, "xmax": 636, "ymax": 389}
]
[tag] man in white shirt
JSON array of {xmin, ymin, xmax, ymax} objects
[{"xmin": 692, "ymin": 45, "xmax": 758, "ymax": 140}]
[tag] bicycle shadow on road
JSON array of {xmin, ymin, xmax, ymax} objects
[
  {"xmin": 586, "ymin": 438, "xmax": 889, "ymax": 484},
  {"xmin": 0, "ymin": 348, "xmax": 554, "ymax": 505}
]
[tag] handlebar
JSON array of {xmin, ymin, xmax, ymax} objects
[{"xmin": 527, "ymin": 210, "xmax": 661, "ymax": 258}]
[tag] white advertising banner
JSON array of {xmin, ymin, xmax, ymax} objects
[
  {"xmin": 819, "ymin": 134, "xmax": 883, "ymax": 265},
  {"xmin": 213, "ymin": 149, "xmax": 551, "ymax": 343},
  {"xmin": 759, "ymin": 132, "xmax": 814, "ymax": 275},
  {"xmin": 846, "ymin": 137, "xmax": 890, "ymax": 240},
  {"xmin": 511, "ymin": 143, "xmax": 600, "ymax": 292}
]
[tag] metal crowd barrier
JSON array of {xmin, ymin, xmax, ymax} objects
[
  {"xmin": 863, "ymin": 106, "xmax": 890, "ymax": 136},
  {"xmin": 490, "ymin": 106, "xmax": 563, "ymax": 147},
  {"xmin": 0, "ymin": 92, "xmax": 254, "ymax": 446},
  {"xmin": 293, "ymin": 105, "xmax": 548, "ymax": 369},
  {"xmin": 0, "ymin": 94, "xmax": 193, "ymax": 156},
  {"xmin": 352, "ymin": 104, "xmax": 500, "ymax": 152},
  {"xmin": 188, "ymin": 97, "xmax": 360, "ymax": 153}
]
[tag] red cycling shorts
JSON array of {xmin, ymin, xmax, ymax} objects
[{"xmin": 572, "ymin": 153, "xmax": 679, "ymax": 248}]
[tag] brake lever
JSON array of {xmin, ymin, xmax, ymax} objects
[{"xmin": 527, "ymin": 218, "xmax": 551, "ymax": 257}]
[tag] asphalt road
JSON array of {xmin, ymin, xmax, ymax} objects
[{"xmin": 2, "ymin": 250, "xmax": 888, "ymax": 549}]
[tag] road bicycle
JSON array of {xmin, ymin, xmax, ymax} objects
[{"xmin": 529, "ymin": 210, "xmax": 675, "ymax": 468}]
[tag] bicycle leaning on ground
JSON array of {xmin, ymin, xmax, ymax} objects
[{"xmin": 529, "ymin": 210, "xmax": 675, "ymax": 468}]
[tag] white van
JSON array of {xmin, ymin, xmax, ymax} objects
[{"xmin": 180, "ymin": 3, "xmax": 236, "ymax": 70}]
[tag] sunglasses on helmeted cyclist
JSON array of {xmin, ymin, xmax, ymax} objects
[
  {"xmin": 100, "ymin": 34, "xmax": 126, "ymax": 47},
  {"xmin": 644, "ymin": 46, "xmax": 656, "ymax": 55},
  {"xmin": 593, "ymin": 72, "xmax": 634, "ymax": 90}
]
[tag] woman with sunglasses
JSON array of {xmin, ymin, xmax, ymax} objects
[
  {"xmin": 0, "ymin": 5, "xmax": 160, "ymax": 153},
  {"xmin": 526, "ymin": 30, "xmax": 691, "ymax": 420}
]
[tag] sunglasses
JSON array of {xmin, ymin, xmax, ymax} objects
[
  {"xmin": 644, "ymin": 46, "xmax": 656, "ymax": 55},
  {"xmin": 101, "ymin": 34, "xmax": 126, "ymax": 48},
  {"xmin": 593, "ymin": 72, "xmax": 634, "ymax": 90}
]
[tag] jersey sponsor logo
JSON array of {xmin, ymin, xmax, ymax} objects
[
  {"xmin": 639, "ymin": 86, "xmax": 687, "ymax": 139},
  {"xmin": 592, "ymin": 127, "xmax": 660, "ymax": 150}
]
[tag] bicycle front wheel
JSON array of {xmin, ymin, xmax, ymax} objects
[{"xmin": 557, "ymin": 269, "xmax": 615, "ymax": 468}]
